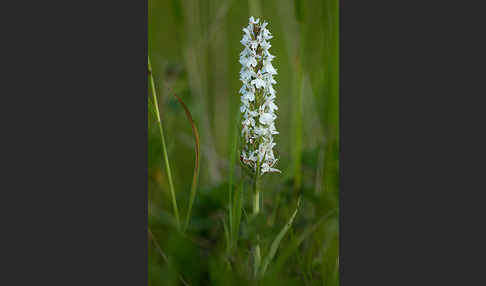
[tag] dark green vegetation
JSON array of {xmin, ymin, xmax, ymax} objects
[{"xmin": 148, "ymin": 0, "xmax": 338, "ymax": 285}]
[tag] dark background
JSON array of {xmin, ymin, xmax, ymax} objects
[{"xmin": 2, "ymin": 0, "xmax": 485, "ymax": 285}]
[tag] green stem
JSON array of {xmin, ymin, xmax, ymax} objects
[
  {"xmin": 148, "ymin": 56, "xmax": 181, "ymax": 231},
  {"xmin": 253, "ymin": 170, "xmax": 261, "ymax": 278}
]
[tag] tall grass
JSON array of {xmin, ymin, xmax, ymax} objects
[
  {"xmin": 148, "ymin": 56, "xmax": 201, "ymax": 233},
  {"xmin": 148, "ymin": 55, "xmax": 181, "ymax": 230}
]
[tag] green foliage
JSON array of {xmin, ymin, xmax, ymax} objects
[
  {"xmin": 260, "ymin": 197, "xmax": 301, "ymax": 276},
  {"xmin": 148, "ymin": 0, "xmax": 339, "ymax": 284}
]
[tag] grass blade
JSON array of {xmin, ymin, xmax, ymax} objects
[
  {"xmin": 167, "ymin": 90, "xmax": 201, "ymax": 233},
  {"xmin": 222, "ymin": 217, "xmax": 231, "ymax": 255},
  {"xmin": 148, "ymin": 56, "xmax": 181, "ymax": 230},
  {"xmin": 273, "ymin": 208, "xmax": 338, "ymax": 273},
  {"xmin": 259, "ymin": 197, "xmax": 301, "ymax": 277}
]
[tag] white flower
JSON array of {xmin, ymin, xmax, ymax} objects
[
  {"xmin": 244, "ymin": 91, "xmax": 255, "ymax": 102},
  {"xmin": 251, "ymin": 77, "xmax": 266, "ymax": 89},
  {"xmin": 259, "ymin": 113, "xmax": 274, "ymax": 125},
  {"xmin": 239, "ymin": 85, "xmax": 246, "ymax": 94},
  {"xmin": 261, "ymin": 161, "xmax": 281, "ymax": 174},
  {"xmin": 260, "ymin": 40, "xmax": 271, "ymax": 51},
  {"xmin": 239, "ymin": 17, "xmax": 279, "ymax": 175},
  {"xmin": 263, "ymin": 61, "xmax": 277, "ymax": 75}
]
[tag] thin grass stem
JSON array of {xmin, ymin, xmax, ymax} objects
[
  {"xmin": 167, "ymin": 91, "xmax": 200, "ymax": 233},
  {"xmin": 253, "ymin": 169, "xmax": 261, "ymax": 278},
  {"xmin": 148, "ymin": 56, "xmax": 181, "ymax": 231}
]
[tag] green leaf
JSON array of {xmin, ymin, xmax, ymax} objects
[{"xmin": 259, "ymin": 197, "xmax": 301, "ymax": 276}]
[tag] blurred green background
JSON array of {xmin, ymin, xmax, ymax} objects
[{"xmin": 148, "ymin": 0, "xmax": 338, "ymax": 285}]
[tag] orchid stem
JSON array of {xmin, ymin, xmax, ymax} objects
[{"xmin": 253, "ymin": 169, "xmax": 261, "ymax": 278}]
